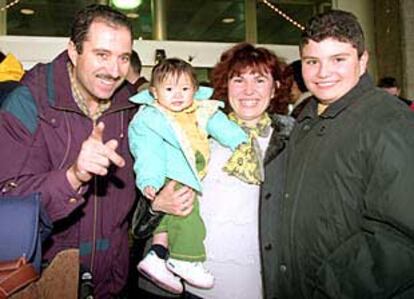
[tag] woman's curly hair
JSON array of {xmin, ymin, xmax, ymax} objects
[{"xmin": 210, "ymin": 43, "xmax": 290, "ymax": 115}]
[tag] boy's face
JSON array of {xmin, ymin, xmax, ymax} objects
[
  {"xmin": 152, "ymin": 73, "xmax": 195, "ymax": 112},
  {"xmin": 301, "ymin": 37, "xmax": 368, "ymax": 105}
]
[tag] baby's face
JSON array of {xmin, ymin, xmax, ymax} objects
[{"xmin": 152, "ymin": 73, "xmax": 196, "ymax": 112}]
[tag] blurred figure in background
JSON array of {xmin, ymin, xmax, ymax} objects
[
  {"xmin": 127, "ymin": 49, "xmax": 149, "ymax": 92},
  {"xmin": 285, "ymin": 59, "xmax": 311, "ymax": 118},
  {"xmin": 377, "ymin": 76, "xmax": 411, "ymax": 105},
  {"xmin": 0, "ymin": 51, "xmax": 25, "ymax": 104}
]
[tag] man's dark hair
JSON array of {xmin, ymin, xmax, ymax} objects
[
  {"xmin": 300, "ymin": 10, "xmax": 365, "ymax": 57},
  {"xmin": 378, "ymin": 76, "xmax": 399, "ymax": 88},
  {"xmin": 130, "ymin": 50, "xmax": 142, "ymax": 75},
  {"xmin": 70, "ymin": 4, "xmax": 133, "ymax": 54}
]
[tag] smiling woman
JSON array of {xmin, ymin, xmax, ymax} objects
[{"xmin": 184, "ymin": 42, "xmax": 294, "ymax": 299}]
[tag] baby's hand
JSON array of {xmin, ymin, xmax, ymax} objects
[{"xmin": 144, "ymin": 186, "xmax": 156, "ymax": 200}]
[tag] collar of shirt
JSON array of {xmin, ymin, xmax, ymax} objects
[{"xmin": 67, "ymin": 62, "xmax": 111, "ymax": 121}]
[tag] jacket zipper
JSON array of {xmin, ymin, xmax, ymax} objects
[
  {"xmin": 90, "ymin": 121, "xmax": 98, "ymax": 273},
  {"xmin": 90, "ymin": 177, "xmax": 98, "ymax": 273}
]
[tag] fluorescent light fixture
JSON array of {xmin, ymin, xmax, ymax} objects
[
  {"xmin": 126, "ymin": 12, "xmax": 139, "ymax": 18},
  {"xmin": 20, "ymin": 8, "xmax": 35, "ymax": 15},
  {"xmin": 221, "ymin": 17, "xmax": 235, "ymax": 24},
  {"xmin": 112, "ymin": 0, "xmax": 142, "ymax": 10}
]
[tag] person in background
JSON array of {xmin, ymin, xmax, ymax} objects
[
  {"xmin": 285, "ymin": 59, "xmax": 312, "ymax": 118},
  {"xmin": 0, "ymin": 51, "xmax": 24, "ymax": 104},
  {"xmin": 127, "ymin": 49, "xmax": 149, "ymax": 92},
  {"xmin": 274, "ymin": 10, "xmax": 414, "ymax": 298},
  {"xmin": 377, "ymin": 76, "xmax": 411, "ymax": 105}
]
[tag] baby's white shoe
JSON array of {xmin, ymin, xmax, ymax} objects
[{"xmin": 166, "ymin": 258, "xmax": 214, "ymax": 289}]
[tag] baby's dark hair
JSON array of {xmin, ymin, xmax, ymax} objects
[
  {"xmin": 300, "ymin": 10, "xmax": 365, "ymax": 57},
  {"xmin": 150, "ymin": 58, "xmax": 198, "ymax": 88}
]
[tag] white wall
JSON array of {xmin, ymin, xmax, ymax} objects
[
  {"xmin": 0, "ymin": 0, "xmax": 376, "ymax": 75},
  {"xmin": 0, "ymin": 36, "xmax": 299, "ymax": 74}
]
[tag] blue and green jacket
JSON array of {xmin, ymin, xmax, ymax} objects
[{"xmin": 128, "ymin": 88, "xmax": 248, "ymax": 194}]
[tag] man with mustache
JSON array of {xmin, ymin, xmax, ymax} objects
[{"xmin": 0, "ymin": 4, "xmax": 195, "ymax": 298}]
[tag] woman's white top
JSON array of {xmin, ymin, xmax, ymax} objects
[{"xmin": 187, "ymin": 130, "xmax": 272, "ymax": 299}]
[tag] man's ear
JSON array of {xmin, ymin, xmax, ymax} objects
[
  {"xmin": 359, "ymin": 50, "xmax": 369, "ymax": 76},
  {"xmin": 67, "ymin": 41, "xmax": 78, "ymax": 67}
]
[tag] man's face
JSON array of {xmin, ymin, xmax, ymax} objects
[
  {"xmin": 301, "ymin": 38, "xmax": 368, "ymax": 105},
  {"xmin": 152, "ymin": 74, "xmax": 196, "ymax": 112},
  {"xmin": 68, "ymin": 21, "xmax": 132, "ymax": 102}
]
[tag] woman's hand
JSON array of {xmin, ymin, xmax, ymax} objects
[
  {"xmin": 151, "ymin": 180, "xmax": 195, "ymax": 216},
  {"xmin": 143, "ymin": 186, "xmax": 156, "ymax": 200}
]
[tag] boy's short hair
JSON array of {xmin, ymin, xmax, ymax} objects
[
  {"xmin": 150, "ymin": 58, "xmax": 198, "ymax": 88},
  {"xmin": 300, "ymin": 10, "xmax": 365, "ymax": 57}
]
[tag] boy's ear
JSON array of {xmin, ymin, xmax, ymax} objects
[{"xmin": 358, "ymin": 50, "xmax": 369, "ymax": 76}]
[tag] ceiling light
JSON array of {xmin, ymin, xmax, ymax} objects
[
  {"xmin": 112, "ymin": 0, "xmax": 141, "ymax": 10},
  {"xmin": 126, "ymin": 12, "xmax": 139, "ymax": 19},
  {"xmin": 221, "ymin": 17, "xmax": 235, "ymax": 24},
  {"xmin": 20, "ymin": 8, "xmax": 35, "ymax": 15}
]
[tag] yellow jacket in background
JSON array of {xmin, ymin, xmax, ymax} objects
[{"xmin": 0, "ymin": 53, "xmax": 24, "ymax": 82}]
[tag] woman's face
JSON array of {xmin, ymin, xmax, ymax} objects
[{"xmin": 227, "ymin": 69, "xmax": 276, "ymax": 126}]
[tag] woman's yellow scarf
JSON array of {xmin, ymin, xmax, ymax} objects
[{"xmin": 223, "ymin": 112, "xmax": 272, "ymax": 185}]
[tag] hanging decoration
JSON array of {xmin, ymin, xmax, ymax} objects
[
  {"xmin": 0, "ymin": 0, "xmax": 20, "ymax": 12},
  {"xmin": 261, "ymin": 0, "xmax": 305, "ymax": 31}
]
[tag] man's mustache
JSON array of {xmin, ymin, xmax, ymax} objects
[{"xmin": 96, "ymin": 74, "xmax": 121, "ymax": 81}]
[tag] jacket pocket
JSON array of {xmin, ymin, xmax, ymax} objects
[{"xmin": 313, "ymin": 225, "xmax": 414, "ymax": 299}]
